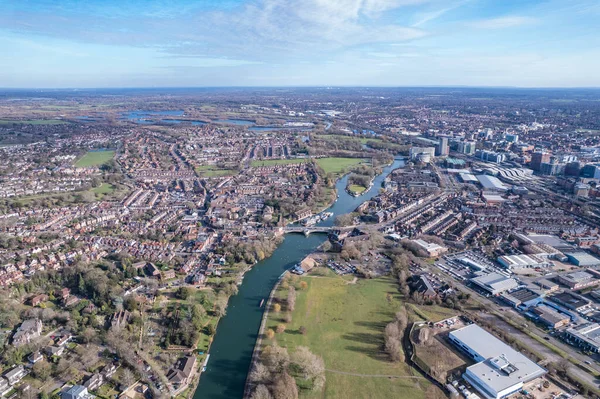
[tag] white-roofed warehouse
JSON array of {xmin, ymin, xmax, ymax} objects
[
  {"xmin": 476, "ymin": 175, "xmax": 508, "ymax": 192},
  {"xmin": 449, "ymin": 324, "xmax": 546, "ymax": 399}
]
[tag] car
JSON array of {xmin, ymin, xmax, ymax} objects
[
  {"xmin": 544, "ymin": 336, "xmax": 550, "ymax": 341},
  {"xmin": 585, "ymin": 360, "xmax": 592, "ymax": 365}
]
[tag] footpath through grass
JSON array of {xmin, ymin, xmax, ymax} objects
[
  {"xmin": 264, "ymin": 274, "xmax": 438, "ymax": 399},
  {"xmin": 75, "ymin": 150, "xmax": 115, "ymax": 167}
]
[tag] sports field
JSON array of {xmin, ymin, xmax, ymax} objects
[
  {"xmin": 315, "ymin": 157, "xmax": 365, "ymax": 175},
  {"xmin": 75, "ymin": 150, "xmax": 115, "ymax": 167}
]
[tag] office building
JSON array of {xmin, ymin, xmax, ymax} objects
[
  {"xmin": 530, "ymin": 151, "xmax": 550, "ymax": 172},
  {"xmin": 436, "ymin": 137, "xmax": 449, "ymax": 156}
]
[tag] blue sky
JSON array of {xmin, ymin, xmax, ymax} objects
[{"xmin": 1, "ymin": 0, "xmax": 599, "ymax": 88}]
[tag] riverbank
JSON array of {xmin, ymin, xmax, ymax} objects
[
  {"xmin": 242, "ymin": 270, "xmax": 290, "ymax": 398},
  {"xmin": 192, "ymin": 157, "xmax": 404, "ymax": 399}
]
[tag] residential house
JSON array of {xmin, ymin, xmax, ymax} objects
[
  {"xmin": 12, "ymin": 319, "xmax": 42, "ymax": 347},
  {"xmin": 29, "ymin": 294, "xmax": 48, "ymax": 307},
  {"xmin": 166, "ymin": 355, "xmax": 197, "ymax": 387},
  {"xmin": 4, "ymin": 365, "xmax": 26, "ymax": 385}
]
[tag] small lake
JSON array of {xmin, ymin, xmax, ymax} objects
[
  {"xmin": 213, "ymin": 119, "xmax": 255, "ymax": 126},
  {"xmin": 123, "ymin": 110, "xmax": 185, "ymax": 124}
]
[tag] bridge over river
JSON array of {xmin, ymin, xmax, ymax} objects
[{"xmin": 283, "ymin": 225, "xmax": 335, "ymax": 235}]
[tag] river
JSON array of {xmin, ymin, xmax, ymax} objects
[{"xmin": 193, "ymin": 157, "xmax": 404, "ymax": 399}]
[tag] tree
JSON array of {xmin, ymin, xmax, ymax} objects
[
  {"xmin": 299, "ymin": 281, "xmax": 308, "ymax": 290},
  {"xmin": 249, "ymin": 363, "xmax": 272, "ymax": 384},
  {"xmin": 250, "ymin": 384, "xmax": 273, "ymax": 399},
  {"xmin": 176, "ymin": 286, "xmax": 191, "ymax": 300},
  {"xmin": 291, "ymin": 346, "xmax": 325, "ymax": 390},
  {"xmin": 120, "ymin": 368, "xmax": 135, "ymax": 389},
  {"xmin": 33, "ymin": 361, "xmax": 51, "ymax": 382},
  {"xmin": 287, "ymin": 287, "xmax": 296, "ymax": 312},
  {"xmin": 276, "ymin": 324, "xmax": 286, "ymax": 334},
  {"xmin": 271, "ymin": 372, "xmax": 298, "ymax": 399},
  {"xmin": 299, "ymin": 326, "xmax": 307, "ymax": 335},
  {"xmin": 81, "ymin": 327, "xmax": 97, "ymax": 344},
  {"xmin": 273, "ymin": 303, "xmax": 282, "ymax": 313},
  {"xmin": 266, "ymin": 329, "xmax": 275, "ymax": 340},
  {"xmin": 261, "ymin": 345, "xmax": 289, "ymax": 373},
  {"xmin": 384, "ymin": 321, "xmax": 403, "ymax": 362}
]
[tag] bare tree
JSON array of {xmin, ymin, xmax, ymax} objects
[
  {"xmin": 271, "ymin": 372, "xmax": 298, "ymax": 399},
  {"xmin": 261, "ymin": 345, "xmax": 290, "ymax": 373},
  {"xmin": 249, "ymin": 362, "xmax": 272, "ymax": 384},
  {"xmin": 290, "ymin": 346, "xmax": 325, "ymax": 391},
  {"xmin": 251, "ymin": 384, "xmax": 273, "ymax": 399},
  {"xmin": 121, "ymin": 368, "xmax": 135, "ymax": 389},
  {"xmin": 287, "ymin": 287, "xmax": 296, "ymax": 312}
]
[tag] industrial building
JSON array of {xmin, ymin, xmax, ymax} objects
[
  {"xmin": 412, "ymin": 239, "xmax": 447, "ymax": 257},
  {"xmin": 497, "ymin": 254, "xmax": 549, "ymax": 271},
  {"xmin": 548, "ymin": 292, "xmax": 592, "ymax": 313},
  {"xmin": 557, "ymin": 271, "xmax": 600, "ymax": 290},
  {"xmin": 470, "ymin": 272, "xmax": 518, "ymax": 295},
  {"xmin": 564, "ymin": 323, "xmax": 600, "ymax": 353},
  {"xmin": 449, "ymin": 324, "xmax": 546, "ymax": 399},
  {"xmin": 530, "ymin": 305, "xmax": 570, "ymax": 329},
  {"xmin": 500, "ymin": 288, "xmax": 542, "ymax": 308},
  {"xmin": 476, "ymin": 175, "xmax": 508, "ymax": 192},
  {"xmin": 565, "ymin": 252, "xmax": 600, "ymax": 267}
]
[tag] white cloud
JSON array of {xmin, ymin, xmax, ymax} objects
[
  {"xmin": 469, "ymin": 16, "xmax": 537, "ymax": 29},
  {"xmin": 411, "ymin": 0, "xmax": 469, "ymax": 27}
]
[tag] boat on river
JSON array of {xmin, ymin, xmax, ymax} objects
[{"xmin": 259, "ymin": 299, "xmax": 265, "ymax": 308}]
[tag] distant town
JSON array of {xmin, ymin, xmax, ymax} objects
[{"xmin": 1, "ymin": 87, "xmax": 600, "ymax": 399}]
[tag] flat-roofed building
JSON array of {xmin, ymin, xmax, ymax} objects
[
  {"xmin": 557, "ymin": 271, "xmax": 600, "ymax": 290},
  {"xmin": 497, "ymin": 254, "xmax": 550, "ymax": 271},
  {"xmin": 500, "ymin": 288, "xmax": 542, "ymax": 308},
  {"xmin": 549, "ymin": 292, "xmax": 592, "ymax": 313},
  {"xmin": 565, "ymin": 252, "xmax": 600, "ymax": 267},
  {"xmin": 565, "ymin": 323, "xmax": 600, "ymax": 353},
  {"xmin": 449, "ymin": 324, "xmax": 546, "ymax": 399},
  {"xmin": 531, "ymin": 305, "xmax": 570, "ymax": 329},
  {"xmin": 476, "ymin": 175, "xmax": 508, "ymax": 192},
  {"xmin": 412, "ymin": 239, "xmax": 448, "ymax": 257},
  {"xmin": 534, "ymin": 279, "xmax": 559, "ymax": 294},
  {"xmin": 470, "ymin": 272, "xmax": 518, "ymax": 296}
]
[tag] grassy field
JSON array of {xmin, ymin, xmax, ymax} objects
[
  {"xmin": 264, "ymin": 274, "xmax": 441, "ymax": 399},
  {"xmin": 91, "ymin": 183, "xmax": 116, "ymax": 196},
  {"xmin": 250, "ymin": 158, "xmax": 308, "ymax": 167},
  {"xmin": 195, "ymin": 165, "xmax": 238, "ymax": 177},
  {"xmin": 315, "ymin": 157, "xmax": 365, "ymax": 175},
  {"xmin": 348, "ymin": 184, "xmax": 367, "ymax": 194},
  {"xmin": 0, "ymin": 119, "xmax": 68, "ymax": 125},
  {"xmin": 75, "ymin": 150, "xmax": 115, "ymax": 167}
]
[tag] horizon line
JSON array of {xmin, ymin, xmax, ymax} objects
[{"xmin": 1, "ymin": 85, "xmax": 600, "ymax": 91}]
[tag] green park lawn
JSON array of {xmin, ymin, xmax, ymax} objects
[
  {"xmin": 75, "ymin": 150, "xmax": 115, "ymax": 167},
  {"xmin": 250, "ymin": 158, "xmax": 308, "ymax": 167},
  {"xmin": 195, "ymin": 165, "xmax": 238, "ymax": 177},
  {"xmin": 91, "ymin": 183, "xmax": 116, "ymax": 197},
  {"xmin": 315, "ymin": 157, "xmax": 365, "ymax": 176},
  {"xmin": 348, "ymin": 184, "xmax": 367, "ymax": 194},
  {"xmin": 264, "ymin": 274, "xmax": 439, "ymax": 399}
]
